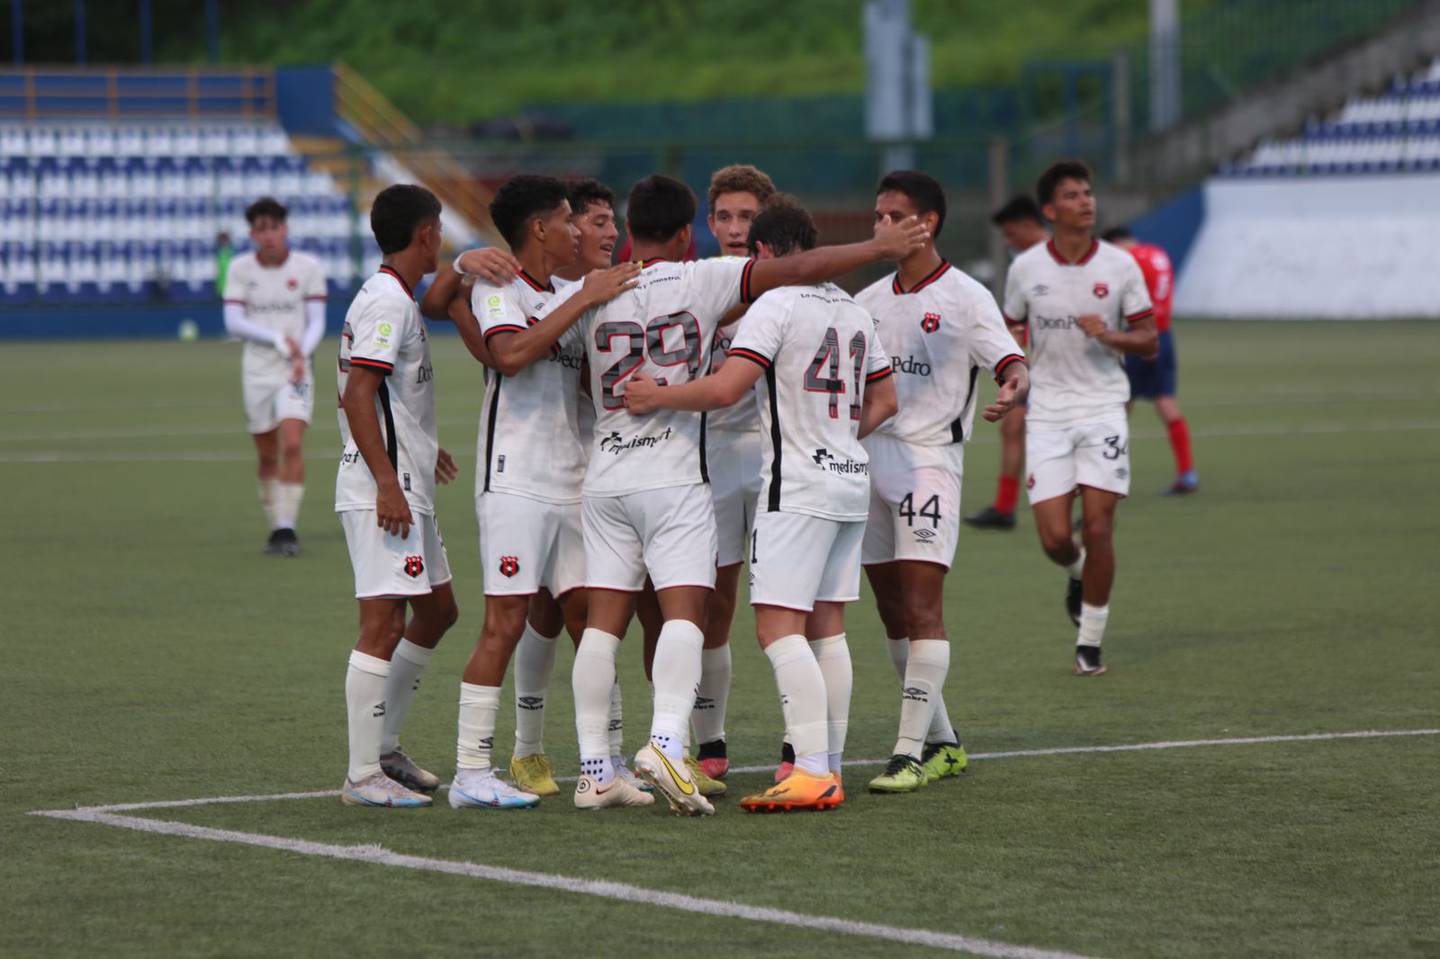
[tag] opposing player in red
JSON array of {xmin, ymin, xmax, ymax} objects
[{"xmin": 1101, "ymin": 226, "xmax": 1198, "ymax": 495}]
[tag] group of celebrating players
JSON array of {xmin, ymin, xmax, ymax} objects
[{"xmin": 221, "ymin": 156, "xmax": 1194, "ymax": 815}]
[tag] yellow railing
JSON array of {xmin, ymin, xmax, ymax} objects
[{"xmin": 0, "ymin": 66, "xmax": 274, "ymax": 120}]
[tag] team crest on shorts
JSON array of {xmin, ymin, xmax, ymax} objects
[
  {"xmin": 921, "ymin": 312, "xmax": 941, "ymax": 333},
  {"xmin": 499, "ymin": 555, "xmax": 520, "ymax": 577},
  {"xmin": 1092, "ymin": 282, "xmax": 1109, "ymax": 299},
  {"xmin": 403, "ymin": 555, "xmax": 425, "ymax": 578}
]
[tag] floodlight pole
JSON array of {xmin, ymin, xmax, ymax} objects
[
  {"xmin": 1149, "ymin": 0, "xmax": 1181, "ymax": 131},
  {"xmin": 865, "ymin": 0, "xmax": 931, "ymax": 174}
]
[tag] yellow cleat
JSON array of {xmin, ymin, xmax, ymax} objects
[
  {"xmin": 685, "ymin": 754, "xmax": 727, "ymax": 797},
  {"xmin": 508, "ymin": 753, "xmax": 560, "ymax": 797},
  {"xmin": 740, "ymin": 769, "xmax": 844, "ymax": 813}
]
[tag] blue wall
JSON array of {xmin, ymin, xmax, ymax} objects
[
  {"xmin": 276, "ymin": 66, "xmax": 337, "ymax": 137},
  {"xmin": 1, "ymin": 300, "xmax": 355, "ymax": 340},
  {"xmin": 1129, "ymin": 186, "xmax": 1205, "ymax": 274}
]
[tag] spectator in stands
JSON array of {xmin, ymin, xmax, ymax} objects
[{"xmin": 215, "ymin": 231, "xmax": 235, "ymax": 298}]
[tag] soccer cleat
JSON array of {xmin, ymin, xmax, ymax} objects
[
  {"xmin": 272, "ymin": 527, "xmax": 301, "ymax": 557},
  {"xmin": 920, "ymin": 742, "xmax": 968, "ymax": 783},
  {"xmin": 573, "ymin": 772, "xmax": 655, "ymax": 810},
  {"xmin": 867, "ymin": 754, "xmax": 927, "ymax": 794},
  {"xmin": 1163, "ymin": 471, "xmax": 1200, "ymax": 496},
  {"xmin": 1073, "ymin": 644, "xmax": 1108, "ymax": 677},
  {"xmin": 614, "ymin": 756, "xmax": 653, "ymax": 792},
  {"xmin": 740, "ymin": 769, "xmax": 844, "ymax": 813},
  {"xmin": 263, "ymin": 529, "xmax": 284, "ymax": 555},
  {"xmin": 509, "ymin": 753, "xmax": 560, "ymax": 797},
  {"xmin": 448, "ymin": 767, "xmax": 540, "ymax": 810},
  {"xmin": 696, "ymin": 738, "xmax": 729, "ymax": 780},
  {"xmin": 1066, "ymin": 576, "xmax": 1083, "ymax": 626},
  {"xmin": 340, "ymin": 771, "xmax": 433, "ymax": 808},
  {"xmin": 634, "ymin": 743, "xmax": 714, "ymax": 817},
  {"xmin": 962, "ymin": 506, "xmax": 1017, "ymax": 530},
  {"xmin": 380, "ymin": 749, "xmax": 440, "ymax": 793},
  {"xmin": 774, "ymin": 740, "xmax": 796, "ymax": 782},
  {"xmin": 685, "ymin": 755, "xmax": 727, "ymax": 797}
]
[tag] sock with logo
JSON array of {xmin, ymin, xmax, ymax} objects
[
  {"xmin": 649, "ymin": 619, "xmax": 704, "ymax": 762},
  {"xmin": 995, "ymin": 474, "xmax": 1020, "ymax": 515},
  {"xmin": 893, "ymin": 639, "xmax": 950, "ymax": 760},
  {"xmin": 573, "ymin": 628, "xmax": 620, "ymax": 784},
  {"xmin": 691, "ymin": 644, "xmax": 731, "ymax": 746},
  {"xmin": 258, "ymin": 478, "xmax": 279, "ymax": 530},
  {"xmin": 380, "ymin": 639, "xmax": 433, "ymax": 756},
  {"xmin": 764, "ymin": 634, "xmax": 829, "ymax": 777},
  {"xmin": 1078, "ymin": 603, "xmax": 1110, "ymax": 648},
  {"xmin": 456, "ymin": 683, "xmax": 501, "ymax": 771},
  {"xmin": 273, "ymin": 482, "xmax": 304, "ymax": 531},
  {"xmin": 345, "ymin": 650, "xmax": 390, "ymax": 782},
  {"xmin": 809, "ymin": 633, "xmax": 852, "ymax": 773},
  {"xmin": 607, "ymin": 679, "xmax": 625, "ymax": 763},
  {"xmin": 512, "ymin": 621, "xmax": 559, "ymax": 760},
  {"xmin": 888, "ymin": 637, "xmax": 958, "ymax": 747}
]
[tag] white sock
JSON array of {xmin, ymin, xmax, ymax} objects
[
  {"xmin": 456, "ymin": 683, "xmax": 500, "ymax": 771},
  {"xmin": 273, "ymin": 481, "xmax": 304, "ymax": 530},
  {"xmin": 607, "ymin": 679, "xmax": 624, "ymax": 759},
  {"xmin": 894, "ymin": 639, "xmax": 950, "ymax": 759},
  {"xmin": 345, "ymin": 650, "xmax": 390, "ymax": 782},
  {"xmin": 649, "ymin": 619, "xmax": 704, "ymax": 761},
  {"xmin": 258, "ymin": 478, "xmax": 279, "ymax": 529},
  {"xmin": 764, "ymin": 634, "xmax": 829, "ymax": 777},
  {"xmin": 574, "ymin": 628, "xmax": 620, "ymax": 784},
  {"xmin": 691, "ymin": 644, "xmax": 731, "ymax": 746},
  {"xmin": 1066, "ymin": 547, "xmax": 1087, "ymax": 580},
  {"xmin": 380, "ymin": 639, "xmax": 433, "ymax": 755},
  {"xmin": 809, "ymin": 633, "xmax": 852, "ymax": 773},
  {"xmin": 512, "ymin": 621, "xmax": 559, "ymax": 759},
  {"xmin": 889, "ymin": 637, "xmax": 958, "ymax": 746},
  {"xmin": 1078, "ymin": 602, "xmax": 1110, "ymax": 647}
]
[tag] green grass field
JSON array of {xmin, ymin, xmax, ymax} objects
[{"xmin": 5, "ymin": 320, "xmax": 1439, "ymax": 958}]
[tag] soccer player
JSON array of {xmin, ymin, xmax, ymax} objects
[
  {"xmin": 222, "ymin": 197, "xmax": 326, "ymax": 556},
  {"xmin": 1004, "ymin": 161, "xmax": 1157, "ymax": 677},
  {"xmin": 625, "ymin": 196, "xmax": 900, "ymax": 812},
  {"xmin": 964, "ymin": 195, "xmax": 1050, "ymax": 531},
  {"xmin": 566, "ymin": 173, "xmax": 927, "ymax": 815},
  {"xmin": 335, "ymin": 184, "xmax": 458, "ymax": 807},
  {"xmin": 855, "ymin": 171, "xmax": 1029, "ymax": 794},
  {"xmin": 1101, "ymin": 226, "xmax": 1198, "ymax": 495},
  {"xmin": 443, "ymin": 175, "xmax": 643, "ymax": 810}
]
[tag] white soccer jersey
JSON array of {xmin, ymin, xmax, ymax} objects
[
  {"xmin": 473, "ymin": 271, "xmax": 587, "ymax": 504},
  {"xmin": 856, "ymin": 261, "xmax": 1026, "ymax": 466},
  {"xmin": 223, "ymin": 250, "xmax": 326, "ymax": 377},
  {"xmin": 1003, "ymin": 239, "xmax": 1153, "ymax": 427},
  {"xmin": 728, "ymin": 283, "xmax": 892, "ymax": 522},
  {"xmin": 335, "ymin": 267, "xmax": 439, "ymax": 516},
  {"xmin": 576, "ymin": 256, "xmax": 754, "ymax": 497},
  {"xmin": 704, "ymin": 310, "xmax": 762, "ymax": 433}
]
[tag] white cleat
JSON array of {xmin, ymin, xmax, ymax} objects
[
  {"xmin": 340, "ymin": 771, "xmax": 433, "ymax": 808},
  {"xmin": 634, "ymin": 743, "xmax": 714, "ymax": 817},
  {"xmin": 573, "ymin": 773, "xmax": 656, "ymax": 810},
  {"xmin": 448, "ymin": 768, "xmax": 541, "ymax": 810},
  {"xmin": 380, "ymin": 749, "xmax": 440, "ymax": 793}
]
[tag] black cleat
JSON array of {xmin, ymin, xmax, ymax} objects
[
  {"xmin": 962, "ymin": 506, "xmax": 1016, "ymax": 530},
  {"xmin": 273, "ymin": 527, "xmax": 301, "ymax": 557},
  {"xmin": 263, "ymin": 529, "xmax": 284, "ymax": 555},
  {"xmin": 1073, "ymin": 644, "xmax": 1107, "ymax": 676},
  {"xmin": 1066, "ymin": 576, "xmax": 1083, "ymax": 626}
]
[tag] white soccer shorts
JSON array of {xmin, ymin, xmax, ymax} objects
[
  {"xmin": 340, "ymin": 509, "xmax": 453, "ymax": 599},
  {"xmin": 861, "ymin": 434, "xmax": 963, "ymax": 568},
  {"xmin": 748, "ymin": 510, "xmax": 865, "ymax": 611},
  {"xmin": 243, "ymin": 363, "xmax": 314, "ymax": 434},
  {"xmin": 476, "ymin": 491, "xmax": 584, "ymax": 598},
  {"xmin": 1025, "ymin": 418, "xmax": 1132, "ymax": 504},
  {"xmin": 707, "ymin": 429, "xmax": 763, "ymax": 567},
  {"xmin": 582, "ymin": 484, "xmax": 718, "ymax": 592}
]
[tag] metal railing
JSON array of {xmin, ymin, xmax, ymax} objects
[{"xmin": 0, "ymin": 67, "xmax": 274, "ymax": 120}]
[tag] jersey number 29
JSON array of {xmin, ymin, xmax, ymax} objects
[{"xmin": 595, "ymin": 312, "xmax": 702, "ymax": 410}]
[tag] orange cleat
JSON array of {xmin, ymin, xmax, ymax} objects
[{"xmin": 740, "ymin": 769, "xmax": 844, "ymax": 813}]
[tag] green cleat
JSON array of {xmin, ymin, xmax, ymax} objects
[
  {"xmin": 920, "ymin": 742, "xmax": 968, "ymax": 783},
  {"xmin": 867, "ymin": 754, "xmax": 927, "ymax": 794}
]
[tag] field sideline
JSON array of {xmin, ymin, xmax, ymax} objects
[{"xmin": 5, "ymin": 320, "xmax": 1439, "ymax": 958}]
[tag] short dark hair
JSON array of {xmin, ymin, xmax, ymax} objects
[
  {"xmin": 747, "ymin": 194, "xmax": 818, "ymax": 257},
  {"xmin": 245, "ymin": 196, "xmax": 287, "ymax": 225},
  {"xmin": 991, "ymin": 194, "xmax": 1045, "ymax": 227},
  {"xmin": 490, "ymin": 174, "xmax": 570, "ymax": 250},
  {"xmin": 1036, "ymin": 160, "xmax": 1092, "ymax": 207},
  {"xmin": 369, "ymin": 184, "xmax": 441, "ymax": 255},
  {"xmin": 876, "ymin": 170, "xmax": 947, "ymax": 238},
  {"xmin": 566, "ymin": 177, "xmax": 615, "ymax": 218},
  {"xmin": 626, "ymin": 175, "xmax": 697, "ymax": 243},
  {"xmin": 1100, "ymin": 225, "xmax": 1134, "ymax": 244}
]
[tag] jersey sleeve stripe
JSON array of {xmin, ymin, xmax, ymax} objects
[
  {"xmin": 994, "ymin": 354, "xmax": 1026, "ymax": 380},
  {"xmin": 304, "ymin": 295, "xmax": 327, "ymax": 301},
  {"xmin": 740, "ymin": 259, "xmax": 756, "ymax": 304},
  {"xmin": 222, "ymin": 299, "xmax": 246, "ymax": 305},
  {"xmin": 483, "ymin": 323, "xmax": 528, "ymax": 341},
  {"xmin": 728, "ymin": 346, "xmax": 772, "ymax": 370},
  {"xmin": 348, "ymin": 357, "xmax": 394, "ymax": 374},
  {"xmin": 1126, "ymin": 308, "xmax": 1155, "ymax": 324},
  {"xmin": 866, "ymin": 366, "xmax": 894, "ymax": 383}
]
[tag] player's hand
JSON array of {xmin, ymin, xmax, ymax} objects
[
  {"xmin": 286, "ymin": 339, "xmax": 306, "ymax": 384},
  {"xmin": 581, "ymin": 261, "xmax": 643, "ymax": 305},
  {"xmin": 434, "ymin": 447, "xmax": 458, "ymax": 486},
  {"xmin": 1077, "ymin": 314, "xmax": 1106, "ymax": 338},
  {"xmin": 873, "ymin": 215, "xmax": 930, "ymax": 259},
  {"xmin": 457, "ymin": 247, "xmax": 521, "ymax": 285},
  {"xmin": 376, "ymin": 481, "xmax": 414, "ymax": 539},
  {"xmin": 623, "ymin": 373, "xmax": 660, "ymax": 415},
  {"xmin": 983, "ymin": 380, "xmax": 1020, "ymax": 422}
]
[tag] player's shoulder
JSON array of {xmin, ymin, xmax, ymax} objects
[
  {"xmin": 932, "ymin": 262, "xmax": 993, "ymax": 301},
  {"xmin": 289, "ymin": 249, "xmax": 323, "ymax": 272},
  {"xmin": 855, "ymin": 274, "xmax": 895, "ymax": 307},
  {"xmin": 1009, "ymin": 241, "xmax": 1052, "ymax": 273},
  {"xmin": 229, "ymin": 251, "xmax": 259, "ymax": 273},
  {"xmin": 355, "ymin": 271, "xmax": 415, "ymax": 312},
  {"xmin": 1094, "ymin": 239, "xmax": 1139, "ymax": 269}
]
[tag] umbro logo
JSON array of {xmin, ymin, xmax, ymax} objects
[
  {"xmin": 372, "ymin": 700, "xmax": 386, "ymax": 718},
  {"xmin": 517, "ymin": 695, "xmax": 544, "ymax": 711},
  {"xmin": 478, "ymin": 737, "xmax": 493, "ymax": 749},
  {"xmin": 901, "ymin": 686, "xmax": 929, "ymax": 703},
  {"xmin": 1116, "ymin": 467, "xmax": 1129, "ymax": 479},
  {"xmin": 1030, "ymin": 283, "xmax": 1051, "ymax": 297},
  {"xmin": 913, "ymin": 528, "xmax": 937, "ymax": 542},
  {"xmin": 694, "ymin": 696, "xmax": 715, "ymax": 710}
]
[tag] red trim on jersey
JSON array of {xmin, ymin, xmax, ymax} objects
[
  {"xmin": 1045, "ymin": 238, "xmax": 1099, "ymax": 266},
  {"xmin": 304, "ymin": 295, "xmax": 327, "ymax": 302},
  {"xmin": 993, "ymin": 354, "xmax": 1026, "ymax": 382},
  {"xmin": 1125, "ymin": 308, "xmax": 1155, "ymax": 325},
  {"xmin": 728, "ymin": 346, "xmax": 772, "ymax": 370},
  {"xmin": 891, "ymin": 260, "xmax": 951, "ymax": 295},
  {"xmin": 866, "ymin": 366, "xmax": 894, "ymax": 383},
  {"xmin": 740, "ymin": 258, "xmax": 757, "ymax": 304},
  {"xmin": 349, "ymin": 357, "xmax": 394, "ymax": 374},
  {"xmin": 517, "ymin": 269, "xmax": 554, "ymax": 293},
  {"xmin": 641, "ymin": 257, "xmax": 668, "ymax": 268},
  {"xmin": 378, "ymin": 265, "xmax": 415, "ymax": 301},
  {"xmin": 222, "ymin": 299, "xmax": 246, "ymax": 305},
  {"xmin": 483, "ymin": 323, "xmax": 528, "ymax": 341}
]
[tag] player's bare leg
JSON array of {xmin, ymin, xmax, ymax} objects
[
  {"xmin": 1067, "ymin": 485, "xmax": 1119, "ymax": 676},
  {"xmin": 632, "ymin": 585, "xmax": 714, "ymax": 815},
  {"xmin": 694, "ymin": 564, "xmax": 738, "ymax": 778},
  {"xmin": 263, "ymin": 418, "xmax": 307, "ymax": 555},
  {"xmin": 965, "ymin": 406, "xmax": 1025, "ymax": 530},
  {"xmin": 637, "ymin": 577, "xmax": 662, "ymax": 681}
]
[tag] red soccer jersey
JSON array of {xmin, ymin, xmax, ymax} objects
[{"xmin": 1129, "ymin": 242, "xmax": 1174, "ymax": 332}]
